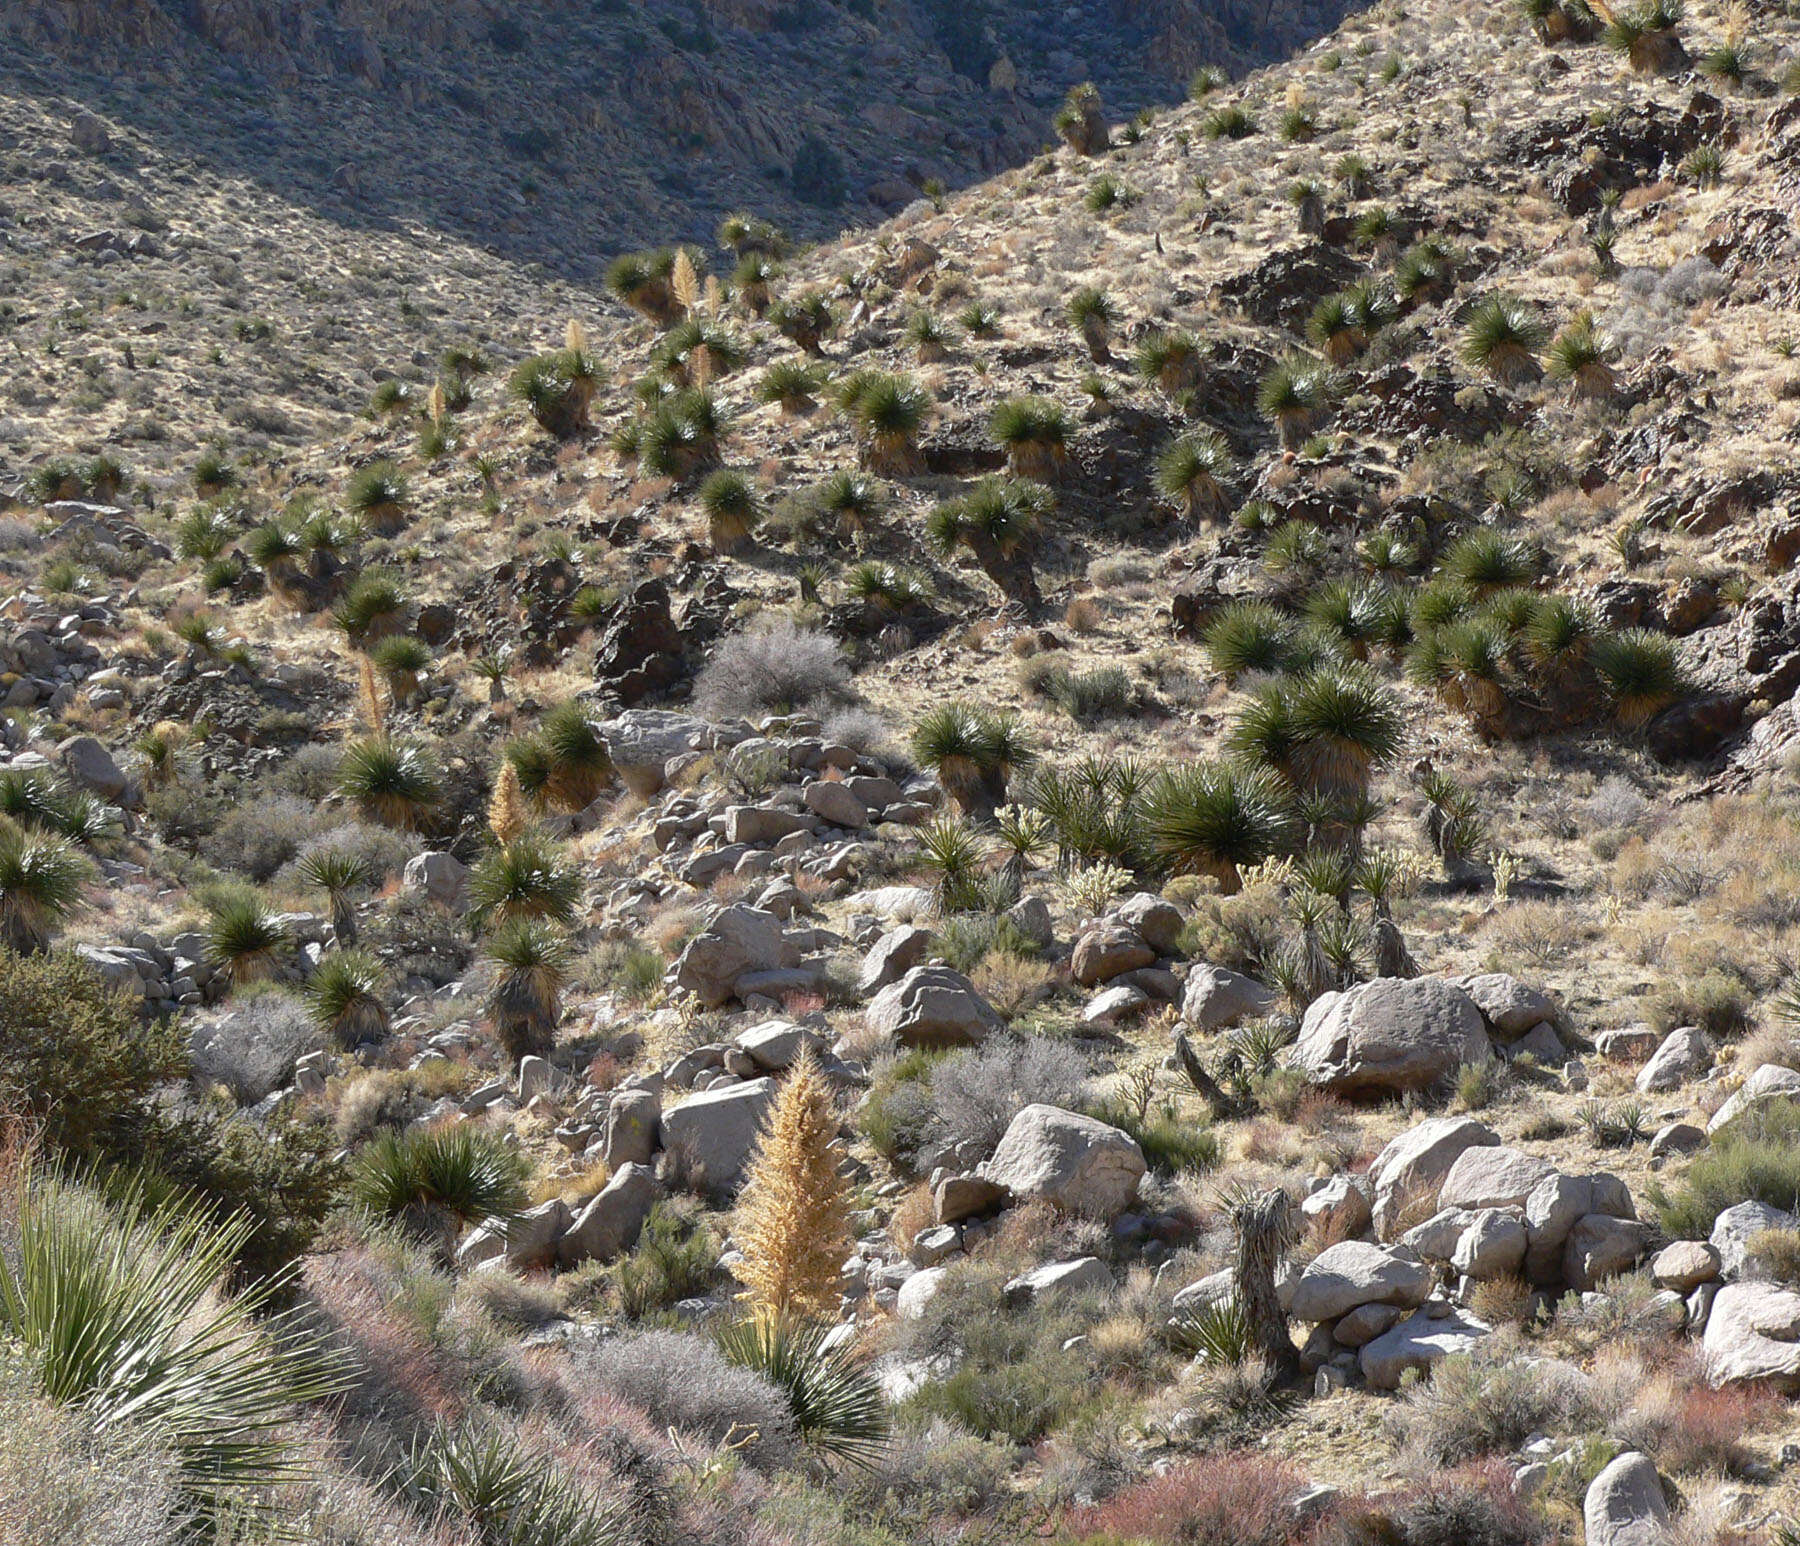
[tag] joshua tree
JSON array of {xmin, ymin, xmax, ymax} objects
[
  {"xmin": 989, "ymin": 396, "xmax": 1071, "ymax": 481},
  {"xmin": 758, "ymin": 359, "xmax": 824, "ymax": 416},
  {"xmin": 1053, "ymin": 82, "xmax": 1108, "ymax": 154},
  {"xmin": 1233, "ymin": 1188, "xmax": 1299, "ymax": 1383},
  {"xmin": 639, "ymin": 388, "xmax": 727, "ymax": 481},
  {"xmin": 699, "ymin": 468, "xmax": 760, "ymax": 554},
  {"xmin": 606, "ymin": 247, "xmax": 695, "ymax": 325},
  {"xmin": 926, "ymin": 476, "xmax": 1050, "ymax": 611},
  {"xmin": 485, "ymin": 917, "xmax": 570, "ymax": 1063},
  {"xmin": 1288, "ymin": 178, "xmax": 1325, "ymax": 235},
  {"xmin": 1066, "ymin": 286, "xmax": 1119, "ymax": 361},
  {"xmin": 910, "ymin": 704, "xmax": 1035, "ymax": 816},
  {"xmin": 1156, "ymin": 431, "xmax": 1237, "ymax": 521}
]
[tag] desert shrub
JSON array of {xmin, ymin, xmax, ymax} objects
[
  {"xmin": 188, "ymin": 991, "xmax": 319, "ymax": 1104},
  {"xmin": 198, "ymin": 791, "xmax": 335, "ymax": 880},
  {"xmin": 931, "ymin": 1036, "xmax": 1091, "ymax": 1153},
  {"xmin": 0, "ymin": 949, "xmax": 184, "ymax": 1166},
  {"xmin": 842, "ymin": 1413, "xmax": 1012, "ymax": 1517},
  {"xmin": 1389, "ymin": 1351, "xmax": 1600, "ymax": 1465},
  {"xmin": 568, "ymin": 1330, "xmax": 798, "ymax": 1470},
  {"xmin": 1648, "ymin": 970, "xmax": 1752, "ymax": 1038},
  {"xmin": 692, "ymin": 618, "xmax": 851, "ymax": 718},
  {"xmin": 861, "ymin": 1048, "xmax": 943, "ymax": 1165},
  {"xmin": 1651, "ymin": 1097, "xmax": 1800, "ymax": 1237},
  {"xmin": 616, "ymin": 1201, "xmax": 719, "ymax": 1318},
  {"xmin": 0, "ymin": 1364, "xmax": 192, "ymax": 1545},
  {"xmin": 1091, "ymin": 1098, "xmax": 1221, "ymax": 1175},
  {"xmin": 281, "ymin": 821, "xmax": 414, "ymax": 889},
  {"xmin": 1387, "ymin": 1464, "xmax": 1549, "ymax": 1546},
  {"xmin": 1071, "ymin": 1450, "xmax": 1301, "ymax": 1546}
]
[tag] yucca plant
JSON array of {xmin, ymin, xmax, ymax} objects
[
  {"xmin": 1395, "ymin": 237, "xmax": 1460, "ymax": 307},
  {"xmin": 653, "ymin": 317, "xmax": 747, "ymax": 387},
  {"xmin": 538, "ymin": 700, "xmax": 614, "ymax": 811},
  {"xmin": 1053, "ymin": 81, "xmax": 1108, "ymax": 154},
  {"xmin": 1603, "ymin": 0, "xmax": 1686, "ymax": 71},
  {"xmin": 989, "ymin": 396, "xmax": 1070, "ymax": 481},
  {"xmin": 1141, "ymin": 763, "xmax": 1294, "ymax": 891},
  {"xmin": 1172, "ymin": 1295, "xmax": 1253, "ymax": 1365},
  {"xmin": 716, "ymin": 1314, "xmax": 889, "ymax": 1468},
  {"xmin": 333, "ymin": 568, "xmax": 409, "ymax": 648},
  {"xmin": 175, "ymin": 505, "xmax": 237, "ymax": 561},
  {"xmin": 511, "ymin": 347, "xmax": 602, "ymax": 438},
  {"xmin": 1522, "ymin": 594, "xmax": 1595, "ymax": 679},
  {"xmin": 0, "ymin": 1174, "xmax": 351, "ymax": 1527},
  {"xmin": 408, "ymin": 1419, "xmax": 629, "ymax": 1546},
  {"xmin": 468, "ymin": 830, "xmax": 582, "ymax": 932},
  {"xmin": 1278, "ymin": 104, "xmax": 1318, "ymax": 142},
  {"xmin": 304, "ymin": 948, "xmax": 390, "ymax": 1046},
  {"xmin": 485, "ymin": 917, "xmax": 571, "ymax": 1063},
  {"xmin": 1203, "ymin": 103, "xmax": 1256, "ymax": 139},
  {"xmin": 1066, "ymin": 285, "xmax": 1119, "ymax": 360},
  {"xmin": 294, "ymin": 847, "xmax": 369, "ymax": 945},
  {"xmin": 844, "ymin": 560, "xmax": 932, "ymax": 613},
  {"xmin": 639, "ymin": 388, "xmax": 727, "ymax": 480},
  {"xmin": 1359, "ymin": 530, "xmax": 1418, "ymax": 578},
  {"xmin": 770, "ymin": 291, "xmax": 833, "ymax": 354},
  {"xmin": 0, "ymin": 822, "xmax": 91, "ymax": 953},
  {"xmin": 733, "ymin": 251, "xmax": 780, "ymax": 314},
  {"xmin": 1547, "ymin": 313, "xmax": 1617, "ymax": 399},
  {"xmin": 814, "ymin": 470, "xmax": 881, "ymax": 541},
  {"xmin": 1156, "ymin": 431, "xmax": 1237, "ymax": 520},
  {"xmin": 1681, "ymin": 142, "xmax": 1724, "ymax": 189},
  {"xmin": 903, "ymin": 309, "xmax": 957, "ymax": 364},
  {"xmin": 917, "ymin": 812, "xmax": 993, "ymax": 914},
  {"xmin": 605, "ymin": 246, "xmax": 689, "ymax": 324},
  {"xmin": 192, "ymin": 449, "xmax": 238, "ymax": 496},
  {"xmin": 1257, "ymin": 355, "xmax": 1333, "ymax": 448},
  {"xmin": 959, "ymin": 299, "xmax": 1001, "ymax": 337},
  {"xmin": 699, "ymin": 468, "xmax": 760, "ymax": 555},
  {"xmin": 925, "ymin": 476, "xmax": 1050, "ymax": 610},
  {"xmin": 1203, "ymin": 600, "xmax": 1303, "ymax": 681},
  {"xmin": 1591, "ymin": 628, "xmax": 1684, "ymax": 727},
  {"xmin": 1189, "ymin": 64, "xmax": 1229, "ymax": 97},
  {"xmin": 345, "ymin": 460, "xmax": 410, "ymax": 536},
  {"xmin": 337, "ymin": 737, "xmax": 442, "ymax": 829},
  {"xmin": 841, "ymin": 371, "xmax": 931, "ymax": 476},
  {"xmin": 1304, "ymin": 579, "xmax": 1395, "ymax": 661},
  {"xmin": 1461, "ymin": 295, "xmax": 1547, "ymax": 386},
  {"xmin": 758, "ymin": 358, "xmax": 824, "ymax": 415},
  {"xmin": 1442, "ymin": 528, "xmax": 1541, "ymax": 592},
  {"xmin": 1700, "ymin": 41, "xmax": 1744, "ymax": 83},
  {"xmin": 205, "ymin": 892, "xmax": 288, "ymax": 985},
  {"xmin": 1353, "ymin": 204, "xmax": 1395, "ymax": 250},
  {"xmin": 1335, "ymin": 151, "xmax": 1373, "ymax": 197},
  {"xmin": 1307, "ymin": 293, "xmax": 1366, "ymax": 364},
  {"xmin": 1134, "ymin": 328, "xmax": 1203, "ymax": 395},
  {"xmin": 351, "ymin": 1124, "xmax": 529, "ymax": 1241},
  {"xmin": 134, "ymin": 720, "xmax": 190, "ymax": 791},
  {"xmin": 371, "ymin": 633, "xmax": 432, "ymax": 705},
  {"xmin": 911, "ymin": 703, "xmax": 1035, "ymax": 815},
  {"xmin": 1281, "ymin": 663, "xmax": 1406, "ymax": 799}
]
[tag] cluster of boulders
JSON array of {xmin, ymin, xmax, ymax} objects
[
  {"xmin": 1289, "ymin": 972, "xmax": 1567, "ymax": 1094},
  {"xmin": 0, "ymin": 583, "xmax": 124, "ymax": 713},
  {"xmin": 77, "ymin": 911, "xmax": 334, "ymax": 1014}
]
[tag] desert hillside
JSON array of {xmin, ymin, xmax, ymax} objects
[{"xmin": 8, "ymin": 0, "xmax": 1800, "ymax": 1544}]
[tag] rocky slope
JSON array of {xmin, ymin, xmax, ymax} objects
[
  {"xmin": 11, "ymin": 0, "xmax": 1800, "ymax": 1539},
  {"xmin": 0, "ymin": 0, "xmax": 1366, "ymax": 273}
]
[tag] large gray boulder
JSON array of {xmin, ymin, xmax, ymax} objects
[
  {"xmin": 502, "ymin": 1199, "xmax": 571, "ymax": 1270},
  {"xmin": 1584, "ymin": 1452, "xmax": 1670, "ymax": 1546},
  {"xmin": 1367, "ymin": 1117, "xmax": 1500, "ymax": 1238},
  {"xmin": 1703, "ymin": 1282, "xmax": 1800, "ymax": 1391},
  {"xmin": 600, "ymin": 1086, "xmax": 661, "ymax": 1169},
  {"xmin": 1437, "ymin": 1145, "xmax": 1558, "ymax": 1212},
  {"xmin": 1070, "ymin": 924, "xmax": 1155, "ymax": 986},
  {"xmin": 670, "ymin": 904, "xmax": 796, "ymax": 1007},
  {"xmin": 600, "ymin": 710, "xmax": 713, "ymax": 796},
  {"xmin": 1111, "ymin": 893, "xmax": 1183, "ymax": 954},
  {"xmin": 1636, "ymin": 1025, "xmax": 1713, "ymax": 1094},
  {"xmin": 1451, "ymin": 1210, "xmax": 1529, "ymax": 1281},
  {"xmin": 1708, "ymin": 1063, "xmax": 1800, "ymax": 1134},
  {"xmin": 857, "ymin": 925, "xmax": 932, "ymax": 995},
  {"xmin": 1358, "ymin": 1306, "xmax": 1490, "ymax": 1389},
  {"xmin": 980, "ymin": 1104, "xmax": 1145, "ymax": 1219},
  {"xmin": 1564, "ymin": 1214, "xmax": 1650, "ymax": 1292},
  {"xmin": 1181, "ymin": 964, "xmax": 1278, "ymax": 1032},
  {"xmin": 1289, "ymin": 977, "xmax": 1491, "ymax": 1096},
  {"xmin": 1003, "ymin": 1256, "xmax": 1112, "ymax": 1306},
  {"xmin": 1710, "ymin": 1199, "xmax": 1799, "ymax": 1279},
  {"xmin": 1289, "ymin": 1240, "xmax": 1433, "ymax": 1323},
  {"xmin": 56, "ymin": 734, "xmax": 129, "ymax": 800},
  {"xmin": 866, "ymin": 964, "xmax": 1001, "ymax": 1048},
  {"xmin": 1454, "ymin": 973, "xmax": 1556, "ymax": 1038},
  {"xmin": 403, "ymin": 851, "xmax": 468, "ymax": 909},
  {"xmin": 559, "ymin": 1163, "xmax": 661, "ymax": 1267},
  {"xmin": 660, "ymin": 1077, "xmax": 777, "ymax": 1196}
]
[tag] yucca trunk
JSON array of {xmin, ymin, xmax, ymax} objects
[{"xmin": 1233, "ymin": 1188, "xmax": 1298, "ymax": 1383}]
